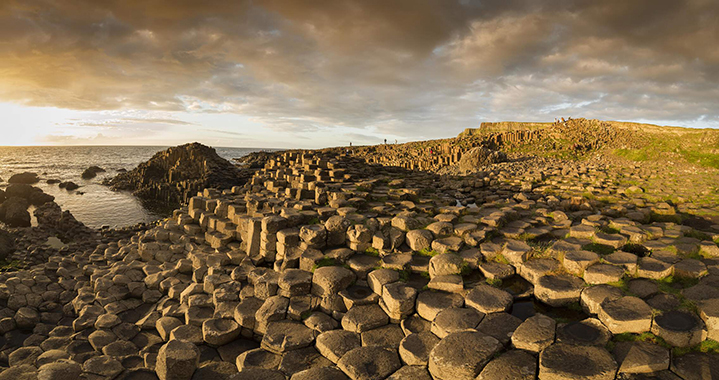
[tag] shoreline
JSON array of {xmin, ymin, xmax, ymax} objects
[{"xmin": 0, "ymin": 119, "xmax": 719, "ymax": 378}]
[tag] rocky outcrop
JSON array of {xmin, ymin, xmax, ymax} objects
[
  {"xmin": 59, "ymin": 181, "xmax": 79, "ymax": 191},
  {"xmin": 103, "ymin": 142, "xmax": 249, "ymax": 207},
  {"xmin": 458, "ymin": 147, "xmax": 507, "ymax": 173},
  {"xmin": 81, "ymin": 166, "xmax": 105, "ymax": 179},
  {"xmin": 5, "ymin": 184, "xmax": 54, "ymax": 206},
  {"xmin": 0, "ymin": 229, "xmax": 15, "ymax": 260},
  {"xmin": 0, "ymin": 197, "xmax": 30, "ymax": 227},
  {"xmin": 7, "ymin": 172, "xmax": 39, "ymax": 184}
]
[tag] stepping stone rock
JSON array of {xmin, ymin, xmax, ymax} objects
[
  {"xmin": 380, "ymin": 282, "xmax": 418, "ymax": 322},
  {"xmin": 261, "ymin": 320, "xmax": 316, "ymax": 354},
  {"xmin": 511, "ymin": 313, "xmax": 556, "ymax": 352},
  {"xmin": 338, "ymin": 346, "xmax": 401, "ymax": 380},
  {"xmin": 83, "ymin": 355, "xmax": 126, "ymax": 378},
  {"xmin": 477, "ymin": 312, "xmax": 522, "ymax": 346},
  {"xmin": 651, "ymin": 310, "xmax": 707, "ymax": 347},
  {"xmin": 539, "ymin": 343, "xmax": 617, "ymax": 380},
  {"xmin": 398, "ymin": 332, "xmax": 440, "ymax": 365},
  {"xmin": 627, "ymin": 279, "xmax": 658, "ymax": 298},
  {"xmin": 556, "ymin": 318, "xmax": 611, "ymax": 346},
  {"xmin": 415, "ymin": 290, "xmax": 464, "ymax": 321},
  {"xmin": 613, "ymin": 341, "xmax": 670, "ymax": 374},
  {"xmin": 405, "ymin": 230, "xmax": 434, "ymax": 251},
  {"xmin": 670, "ymin": 352, "xmax": 719, "ymax": 380},
  {"xmin": 387, "ymin": 366, "xmax": 432, "ymax": 380},
  {"xmin": 342, "ymin": 304, "xmax": 389, "ymax": 333},
  {"xmin": 203, "ymin": 318, "xmax": 241, "ymax": 346},
  {"xmin": 235, "ymin": 348, "xmax": 281, "ymax": 371},
  {"xmin": 367, "ymin": 269, "xmax": 399, "ymax": 295},
  {"xmin": 604, "ymin": 251, "xmax": 638, "ymax": 274},
  {"xmin": 37, "ymin": 360, "xmax": 83, "ymax": 380},
  {"xmin": 636, "ymin": 257, "xmax": 673, "ymax": 280},
  {"xmin": 563, "ymin": 250, "xmax": 600, "ymax": 275},
  {"xmin": 278, "ymin": 346, "xmax": 332, "ymax": 376},
  {"xmin": 428, "ymin": 253, "xmax": 464, "ymax": 277},
  {"xmin": 311, "ymin": 266, "xmax": 355, "ymax": 297},
  {"xmin": 192, "ymin": 362, "xmax": 238, "ymax": 379},
  {"xmin": 428, "ymin": 330, "xmax": 502, "ymax": 380},
  {"xmin": 598, "ymin": 296, "xmax": 653, "ymax": 334},
  {"xmin": 518, "ymin": 259, "xmax": 562, "ymax": 284},
  {"xmin": 535, "ymin": 274, "xmax": 585, "ymax": 307},
  {"xmin": 477, "ymin": 350, "xmax": 537, "ymax": 380},
  {"xmin": 228, "ymin": 368, "xmax": 286, "ymax": 380},
  {"xmin": 698, "ymin": 298, "xmax": 719, "ymax": 341},
  {"xmin": 465, "ymin": 284, "xmax": 513, "ymax": 314},
  {"xmin": 360, "ymin": 324, "xmax": 405, "ymax": 349},
  {"xmin": 674, "ymin": 259, "xmax": 708, "ymax": 279},
  {"xmin": 401, "ymin": 314, "xmax": 432, "ymax": 335},
  {"xmin": 431, "ymin": 307, "xmax": 484, "ymax": 338},
  {"xmin": 156, "ymin": 340, "xmax": 200, "ymax": 380},
  {"xmin": 584, "ymin": 263, "xmax": 625, "ymax": 284},
  {"xmin": 315, "ymin": 330, "xmax": 361, "ymax": 363},
  {"xmin": 290, "ymin": 367, "xmax": 350, "ymax": 380},
  {"xmin": 501, "ymin": 240, "xmax": 531, "ymax": 265}
]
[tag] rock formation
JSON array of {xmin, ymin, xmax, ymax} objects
[
  {"xmin": 458, "ymin": 146, "xmax": 507, "ymax": 173},
  {"xmin": 7, "ymin": 172, "xmax": 39, "ymax": 184},
  {"xmin": 81, "ymin": 166, "xmax": 106, "ymax": 179},
  {"xmin": 104, "ymin": 142, "xmax": 249, "ymax": 207}
]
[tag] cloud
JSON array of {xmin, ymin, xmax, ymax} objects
[{"xmin": 1, "ymin": 0, "xmax": 718, "ymax": 143}]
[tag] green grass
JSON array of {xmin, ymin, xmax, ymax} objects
[
  {"xmin": 394, "ymin": 269, "xmax": 410, "ymax": 283},
  {"xmin": 494, "ymin": 253, "xmax": 511, "ymax": 265},
  {"xmin": 365, "ymin": 247, "xmax": 380, "ymax": 257},
  {"xmin": 418, "ymin": 248, "xmax": 440, "ymax": 257},
  {"xmin": 655, "ymin": 275, "xmax": 699, "ymax": 295},
  {"xmin": 0, "ymin": 260, "xmax": 20, "ymax": 272},
  {"xmin": 598, "ymin": 225, "xmax": 620, "ymax": 235},
  {"xmin": 420, "ymin": 271, "xmax": 430, "ymax": 279},
  {"xmin": 607, "ymin": 278, "xmax": 630, "ymax": 293},
  {"xmin": 685, "ymin": 229, "xmax": 711, "ymax": 241},
  {"xmin": 612, "ymin": 332, "xmax": 672, "ymax": 350},
  {"xmin": 311, "ymin": 257, "xmax": 337, "ymax": 272},
  {"xmin": 308, "ymin": 217, "xmax": 321, "ymax": 225},
  {"xmin": 583, "ymin": 243, "xmax": 615, "ymax": 255},
  {"xmin": 673, "ymin": 339, "xmax": 719, "ymax": 356},
  {"xmin": 485, "ymin": 278, "xmax": 503, "ymax": 287}
]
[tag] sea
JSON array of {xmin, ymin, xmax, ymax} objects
[{"xmin": 0, "ymin": 146, "xmax": 268, "ymax": 229}]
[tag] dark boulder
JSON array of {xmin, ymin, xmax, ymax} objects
[
  {"xmin": 59, "ymin": 181, "xmax": 80, "ymax": 191},
  {"xmin": 0, "ymin": 229, "xmax": 14, "ymax": 261},
  {"xmin": 8, "ymin": 172, "xmax": 39, "ymax": 184},
  {"xmin": 81, "ymin": 166, "xmax": 106, "ymax": 179},
  {"xmin": 46, "ymin": 179, "xmax": 61, "ymax": 184},
  {"xmin": 0, "ymin": 197, "xmax": 31, "ymax": 227},
  {"xmin": 117, "ymin": 168, "xmax": 127, "ymax": 173},
  {"xmin": 5, "ymin": 184, "xmax": 54, "ymax": 206},
  {"xmin": 34, "ymin": 202, "xmax": 89, "ymax": 235},
  {"xmin": 0, "ymin": 189, "xmax": 5, "ymax": 204},
  {"xmin": 104, "ymin": 142, "xmax": 250, "ymax": 207}
]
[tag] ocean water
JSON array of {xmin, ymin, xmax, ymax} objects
[{"xmin": 0, "ymin": 146, "xmax": 265, "ymax": 229}]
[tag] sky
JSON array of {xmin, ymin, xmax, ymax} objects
[{"xmin": 0, "ymin": 0, "xmax": 718, "ymax": 148}]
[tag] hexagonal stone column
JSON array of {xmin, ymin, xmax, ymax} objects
[
  {"xmin": 598, "ymin": 296, "xmax": 653, "ymax": 334},
  {"xmin": 539, "ymin": 343, "xmax": 617, "ymax": 380}
]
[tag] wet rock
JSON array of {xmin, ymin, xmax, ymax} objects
[
  {"xmin": 59, "ymin": 181, "xmax": 80, "ymax": 191},
  {"xmin": 0, "ymin": 196, "xmax": 31, "ymax": 227},
  {"xmin": 534, "ymin": 274, "xmax": 585, "ymax": 307},
  {"xmin": 556, "ymin": 318, "xmax": 611, "ymax": 346},
  {"xmin": 8, "ymin": 172, "xmax": 39, "ymax": 184},
  {"xmin": 81, "ymin": 166, "xmax": 106, "ymax": 179},
  {"xmin": 465, "ymin": 284, "xmax": 513, "ymax": 314}
]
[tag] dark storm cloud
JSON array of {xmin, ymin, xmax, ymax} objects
[{"xmin": 1, "ymin": 0, "xmax": 718, "ymax": 139}]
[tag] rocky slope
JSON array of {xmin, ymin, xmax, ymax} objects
[{"xmin": 104, "ymin": 142, "xmax": 250, "ymax": 207}]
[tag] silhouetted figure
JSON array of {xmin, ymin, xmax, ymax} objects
[
  {"xmin": 350, "ymin": 142, "xmax": 352, "ymax": 147},
  {"xmin": 384, "ymin": 139, "xmax": 387, "ymax": 144}
]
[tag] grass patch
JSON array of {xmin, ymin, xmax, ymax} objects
[
  {"xmin": 308, "ymin": 217, "xmax": 321, "ymax": 225},
  {"xmin": 607, "ymin": 278, "xmax": 630, "ymax": 293},
  {"xmin": 673, "ymin": 339, "xmax": 719, "ymax": 356},
  {"xmin": 311, "ymin": 257, "xmax": 337, "ymax": 272},
  {"xmin": 0, "ymin": 260, "xmax": 21, "ymax": 272},
  {"xmin": 486, "ymin": 278, "xmax": 503, "ymax": 287},
  {"xmin": 655, "ymin": 275, "xmax": 699, "ymax": 295},
  {"xmin": 685, "ymin": 229, "xmax": 711, "ymax": 241},
  {"xmin": 583, "ymin": 243, "xmax": 615, "ymax": 255},
  {"xmin": 613, "ymin": 332, "xmax": 672, "ymax": 350},
  {"xmin": 420, "ymin": 271, "xmax": 430, "ymax": 279},
  {"xmin": 418, "ymin": 248, "xmax": 440, "ymax": 257},
  {"xmin": 598, "ymin": 225, "xmax": 620, "ymax": 235},
  {"xmin": 494, "ymin": 253, "xmax": 511, "ymax": 265},
  {"xmin": 395, "ymin": 269, "xmax": 410, "ymax": 282},
  {"xmin": 365, "ymin": 247, "xmax": 380, "ymax": 257}
]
